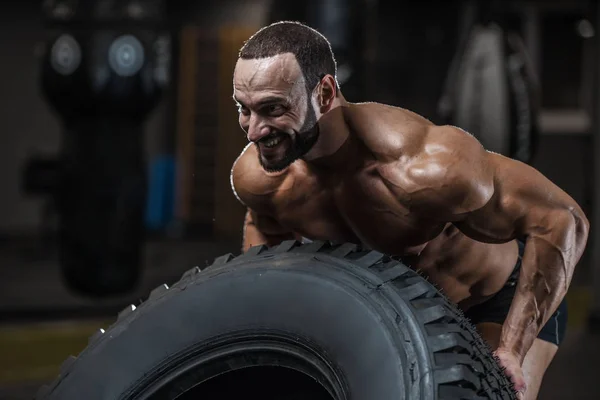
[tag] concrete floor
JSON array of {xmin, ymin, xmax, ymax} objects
[{"xmin": 0, "ymin": 238, "xmax": 598, "ymax": 399}]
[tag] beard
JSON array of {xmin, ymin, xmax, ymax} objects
[{"xmin": 256, "ymin": 98, "xmax": 320, "ymax": 173}]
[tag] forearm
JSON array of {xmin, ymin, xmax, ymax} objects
[
  {"xmin": 242, "ymin": 210, "xmax": 297, "ymax": 252},
  {"xmin": 499, "ymin": 210, "xmax": 589, "ymax": 361},
  {"xmin": 243, "ymin": 218, "xmax": 267, "ymax": 252}
]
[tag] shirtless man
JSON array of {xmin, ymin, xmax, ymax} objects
[{"xmin": 229, "ymin": 21, "xmax": 589, "ymax": 399}]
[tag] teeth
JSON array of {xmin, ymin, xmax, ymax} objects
[{"xmin": 263, "ymin": 136, "xmax": 283, "ymax": 148}]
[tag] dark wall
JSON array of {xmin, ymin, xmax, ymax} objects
[
  {"xmin": 369, "ymin": 0, "xmax": 462, "ymax": 120},
  {"xmin": 0, "ymin": 2, "xmax": 61, "ymax": 233},
  {"xmin": 0, "ymin": 0, "xmax": 592, "ymax": 254}
]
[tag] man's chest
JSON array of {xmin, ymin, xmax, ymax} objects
[{"xmin": 271, "ymin": 165, "xmax": 445, "ymax": 255}]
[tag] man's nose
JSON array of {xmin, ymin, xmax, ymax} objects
[{"xmin": 246, "ymin": 116, "xmax": 271, "ymax": 142}]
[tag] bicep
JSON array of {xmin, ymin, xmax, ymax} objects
[
  {"xmin": 400, "ymin": 125, "xmax": 586, "ymax": 245},
  {"xmin": 454, "ymin": 154, "xmax": 587, "ymax": 245}
]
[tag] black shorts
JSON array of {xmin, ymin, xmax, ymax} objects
[{"xmin": 464, "ymin": 240, "xmax": 568, "ymax": 346}]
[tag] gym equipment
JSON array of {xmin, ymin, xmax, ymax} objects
[
  {"xmin": 438, "ymin": 2, "xmax": 540, "ymax": 163},
  {"xmin": 24, "ymin": 0, "xmax": 171, "ymax": 296},
  {"xmin": 36, "ymin": 241, "xmax": 516, "ymax": 399}
]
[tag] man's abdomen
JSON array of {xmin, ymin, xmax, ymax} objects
[{"xmin": 413, "ymin": 225, "xmax": 520, "ymax": 306}]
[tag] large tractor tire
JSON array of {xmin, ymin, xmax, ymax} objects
[{"xmin": 37, "ymin": 241, "xmax": 516, "ymax": 400}]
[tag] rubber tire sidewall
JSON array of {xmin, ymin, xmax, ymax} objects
[{"xmin": 48, "ymin": 254, "xmax": 431, "ymax": 400}]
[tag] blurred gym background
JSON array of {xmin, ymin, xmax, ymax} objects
[{"xmin": 0, "ymin": 0, "xmax": 599, "ymax": 398}]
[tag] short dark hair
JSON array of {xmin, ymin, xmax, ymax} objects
[{"xmin": 239, "ymin": 21, "xmax": 338, "ymax": 91}]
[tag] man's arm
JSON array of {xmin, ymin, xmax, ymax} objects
[
  {"xmin": 242, "ymin": 208, "xmax": 298, "ymax": 252},
  {"xmin": 230, "ymin": 145, "xmax": 298, "ymax": 253},
  {"xmin": 454, "ymin": 136, "xmax": 588, "ymax": 362},
  {"xmin": 385, "ymin": 125, "xmax": 589, "ymax": 362},
  {"xmin": 497, "ymin": 207, "xmax": 586, "ymax": 358}
]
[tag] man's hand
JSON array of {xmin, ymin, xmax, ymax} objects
[
  {"xmin": 242, "ymin": 209, "xmax": 297, "ymax": 252},
  {"xmin": 494, "ymin": 348, "xmax": 526, "ymax": 399}
]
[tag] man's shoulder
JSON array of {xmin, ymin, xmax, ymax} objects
[
  {"xmin": 347, "ymin": 103, "xmax": 488, "ymax": 161},
  {"xmin": 230, "ymin": 143, "xmax": 288, "ymax": 208},
  {"xmin": 347, "ymin": 102, "xmax": 434, "ymax": 159},
  {"xmin": 377, "ymin": 123, "xmax": 495, "ymax": 219}
]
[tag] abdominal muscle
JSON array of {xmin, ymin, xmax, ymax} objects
[
  {"xmin": 296, "ymin": 223, "xmax": 519, "ymax": 308},
  {"xmin": 409, "ymin": 224, "xmax": 519, "ymax": 308}
]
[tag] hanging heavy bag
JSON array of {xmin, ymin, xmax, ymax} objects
[
  {"xmin": 438, "ymin": 22, "xmax": 540, "ymax": 163},
  {"xmin": 37, "ymin": 1, "xmax": 170, "ymax": 297}
]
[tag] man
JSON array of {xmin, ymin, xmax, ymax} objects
[{"xmin": 229, "ymin": 21, "xmax": 589, "ymax": 400}]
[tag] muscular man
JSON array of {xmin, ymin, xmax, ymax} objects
[{"xmin": 229, "ymin": 21, "xmax": 589, "ymax": 399}]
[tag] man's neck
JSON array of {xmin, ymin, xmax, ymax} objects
[{"xmin": 303, "ymin": 97, "xmax": 351, "ymax": 164}]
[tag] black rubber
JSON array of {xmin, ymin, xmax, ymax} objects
[{"xmin": 37, "ymin": 241, "xmax": 516, "ymax": 400}]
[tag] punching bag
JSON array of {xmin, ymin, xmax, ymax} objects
[
  {"xmin": 438, "ymin": 7, "xmax": 540, "ymax": 163},
  {"xmin": 35, "ymin": 0, "xmax": 170, "ymax": 297}
]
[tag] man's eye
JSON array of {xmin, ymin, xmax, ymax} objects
[
  {"xmin": 237, "ymin": 105, "xmax": 250, "ymax": 116},
  {"xmin": 266, "ymin": 104, "xmax": 285, "ymax": 115}
]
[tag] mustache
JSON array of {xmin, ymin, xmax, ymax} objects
[{"xmin": 257, "ymin": 132, "xmax": 288, "ymax": 143}]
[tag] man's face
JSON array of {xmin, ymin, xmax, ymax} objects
[{"xmin": 233, "ymin": 53, "xmax": 319, "ymax": 172}]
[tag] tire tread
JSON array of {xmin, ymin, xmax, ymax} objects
[{"xmin": 39, "ymin": 241, "xmax": 516, "ymax": 400}]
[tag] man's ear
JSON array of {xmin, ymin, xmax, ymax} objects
[{"xmin": 317, "ymin": 74, "xmax": 337, "ymax": 112}]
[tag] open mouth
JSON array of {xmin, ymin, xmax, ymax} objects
[
  {"xmin": 259, "ymin": 133, "xmax": 287, "ymax": 150},
  {"xmin": 263, "ymin": 136, "xmax": 284, "ymax": 148}
]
